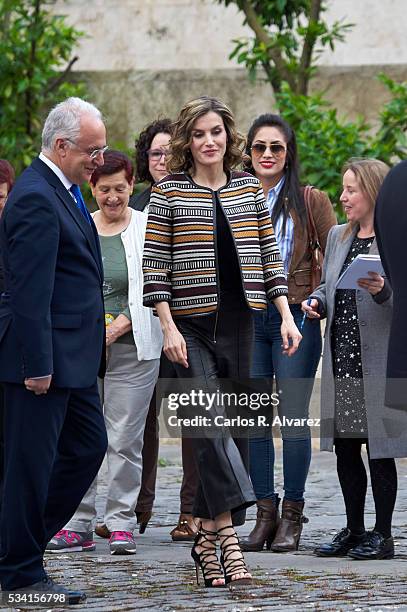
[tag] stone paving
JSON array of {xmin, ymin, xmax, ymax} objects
[{"xmin": 5, "ymin": 440, "xmax": 407, "ymax": 612}]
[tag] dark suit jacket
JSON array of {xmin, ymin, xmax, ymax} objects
[
  {"xmin": 0, "ymin": 157, "xmax": 105, "ymax": 388},
  {"xmin": 129, "ymin": 186, "xmax": 151, "ymax": 212},
  {"xmin": 375, "ymin": 159, "xmax": 407, "ymax": 407},
  {"xmin": 0, "ymin": 259, "xmax": 4, "ymax": 295}
]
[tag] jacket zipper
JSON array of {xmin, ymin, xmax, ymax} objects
[
  {"xmin": 213, "ymin": 310, "xmax": 219, "ymax": 344},
  {"xmin": 286, "ymin": 211, "xmax": 294, "ymax": 276}
]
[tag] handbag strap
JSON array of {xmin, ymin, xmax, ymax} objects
[{"xmin": 303, "ymin": 185, "xmax": 320, "ymax": 250}]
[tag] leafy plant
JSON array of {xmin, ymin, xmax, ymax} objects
[
  {"xmin": 368, "ymin": 74, "xmax": 407, "ymax": 163},
  {"xmin": 217, "ymin": 2, "xmax": 407, "ymax": 218},
  {"xmin": 218, "ymin": 0, "xmax": 353, "ymax": 95},
  {"xmin": 276, "ymin": 83, "xmax": 369, "ymax": 209},
  {"xmin": 276, "ymin": 77, "xmax": 407, "ymax": 214},
  {"xmin": 0, "ymin": 0, "xmax": 84, "ymax": 173}
]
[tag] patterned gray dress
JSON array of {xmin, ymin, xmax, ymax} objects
[{"xmin": 331, "ymin": 235, "xmax": 374, "ymax": 436}]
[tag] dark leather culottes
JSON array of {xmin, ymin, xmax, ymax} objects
[{"xmin": 174, "ymin": 296, "xmax": 256, "ymax": 524}]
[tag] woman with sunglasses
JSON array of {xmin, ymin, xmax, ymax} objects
[{"xmin": 241, "ymin": 114, "xmax": 336, "ymax": 554}]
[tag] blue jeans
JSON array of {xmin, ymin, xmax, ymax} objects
[{"xmin": 249, "ymin": 303, "xmax": 321, "ymax": 502}]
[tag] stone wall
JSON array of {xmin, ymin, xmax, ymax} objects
[
  {"xmin": 76, "ymin": 64, "xmax": 407, "ymax": 147},
  {"xmin": 52, "ymin": 0, "xmax": 407, "ymax": 143},
  {"xmin": 54, "ymin": 0, "xmax": 407, "ymax": 70}
]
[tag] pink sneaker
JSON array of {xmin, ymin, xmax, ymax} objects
[
  {"xmin": 46, "ymin": 529, "xmax": 96, "ymax": 553},
  {"xmin": 109, "ymin": 530, "xmax": 137, "ymax": 555}
]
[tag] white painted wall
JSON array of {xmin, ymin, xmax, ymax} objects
[
  {"xmin": 322, "ymin": 0, "xmax": 407, "ymax": 66},
  {"xmin": 53, "ymin": 0, "xmax": 407, "ymax": 71}
]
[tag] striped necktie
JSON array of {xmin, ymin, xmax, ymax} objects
[{"xmin": 70, "ymin": 184, "xmax": 91, "ymax": 224}]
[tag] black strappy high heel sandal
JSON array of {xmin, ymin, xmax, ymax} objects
[
  {"xmin": 191, "ymin": 527, "xmax": 225, "ymax": 588},
  {"xmin": 218, "ymin": 525, "xmax": 252, "ymax": 586}
]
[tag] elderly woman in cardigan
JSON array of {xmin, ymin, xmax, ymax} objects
[
  {"xmin": 143, "ymin": 96, "xmax": 302, "ymax": 587},
  {"xmin": 47, "ymin": 151, "xmax": 163, "ymax": 556},
  {"xmin": 303, "ymin": 158, "xmax": 407, "ymax": 560}
]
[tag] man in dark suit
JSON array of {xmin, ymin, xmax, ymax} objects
[
  {"xmin": 0, "ymin": 98, "xmax": 108, "ymax": 604},
  {"xmin": 375, "ymin": 159, "xmax": 407, "ymax": 409}
]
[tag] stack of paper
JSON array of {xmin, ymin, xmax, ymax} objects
[{"xmin": 336, "ymin": 254, "xmax": 384, "ymax": 290}]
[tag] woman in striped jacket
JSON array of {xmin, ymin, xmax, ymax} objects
[{"xmin": 143, "ymin": 96, "xmax": 301, "ymax": 588}]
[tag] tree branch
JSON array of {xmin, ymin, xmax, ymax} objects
[
  {"xmin": 261, "ymin": 60, "xmax": 282, "ymax": 95},
  {"xmin": 25, "ymin": 0, "xmax": 41, "ymax": 136},
  {"xmin": 297, "ymin": 0, "xmax": 323, "ymax": 95},
  {"xmin": 45, "ymin": 56, "xmax": 79, "ymax": 94},
  {"xmin": 240, "ymin": 0, "xmax": 296, "ymax": 91}
]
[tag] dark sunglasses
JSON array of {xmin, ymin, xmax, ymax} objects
[{"xmin": 251, "ymin": 143, "xmax": 286, "ymax": 158}]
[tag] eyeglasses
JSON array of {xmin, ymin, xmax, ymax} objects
[
  {"xmin": 251, "ymin": 143, "xmax": 286, "ymax": 158},
  {"xmin": 147, "ymin": 148, "xmax": 169, "ymax": 161},
  {"xmin": 65, "ymin": 138, "xmax": 108, "ymax": 160}
]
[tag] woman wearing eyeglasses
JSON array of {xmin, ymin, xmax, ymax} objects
[
  {"xmin": 95, "ymin": 122, "xmax": 172, "ymax": 541},
  {"xmin": 130, "ymin": 119, "xmax": 174, "ymax": 536},
  {"xmin": 241, "ymin": 114, "xmax": 336, "ymax": 554},
  {"xmin": 130, "ymin": 118, "xmax": 172, "ymax": 212},
  {"xmin": 129, "ymin": 119, "xmax": 200, "ymax": 543}
]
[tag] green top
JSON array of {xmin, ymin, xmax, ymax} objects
[{"xmin": 99, "ymin": 232, "xmax": 133, "ymax": 345}]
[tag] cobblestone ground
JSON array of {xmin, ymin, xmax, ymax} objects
[{"xmin": 4, "ymin": 441, "xmax": 407, "ymax": 612}]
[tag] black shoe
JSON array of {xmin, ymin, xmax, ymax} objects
[
  {"xmin": 191, "ymin": 527, "xmax": 225, "ymax": 588},
  {"xmin": 6, "ymin": 577, "xmax": 86, "ymax": 605},
  {"xmin": 314, "ymin": 528, "xmax": 367, "ymax": 557},
  {"xmin": 347, "ymin": 530, "xmax": 394, "ymax": 560}
]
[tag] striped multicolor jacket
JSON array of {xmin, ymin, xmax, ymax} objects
[{"xmin": 143, "ymin": 171, "xmax": 287, "ymax": 317}]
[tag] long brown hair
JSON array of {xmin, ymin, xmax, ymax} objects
[
  {"xmin": 342, "ymin": 158, "xmax": 390, "ymax": 239},
  {"xmin": 166, "ymin": 96, "xmax": 245, "ymax": 174}
]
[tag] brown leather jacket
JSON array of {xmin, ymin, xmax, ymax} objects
[{"xmin": 287, "ymin": 188, "xmax": 337, "ymax": 304}]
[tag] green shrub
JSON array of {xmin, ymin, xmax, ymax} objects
[
  {"xmin": 276, "ymin": 76, "xmax": 407, "ymax": 216},
  {"xmin": 0, "ymin": 0, "xmax": 84, "ymax": 174}
]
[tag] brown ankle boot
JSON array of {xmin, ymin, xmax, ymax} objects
[
  {"xmin": 270, "ymin": 499, "xmax": 308, "ymax": 552},
  {"xmin": 240, "ymin": 498, "xmax": 280, "ymax": 552}
]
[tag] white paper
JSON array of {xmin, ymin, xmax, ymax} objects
[{"xmin": 336, "ymin": 254, "xmax": 384, "ymax": 290}]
